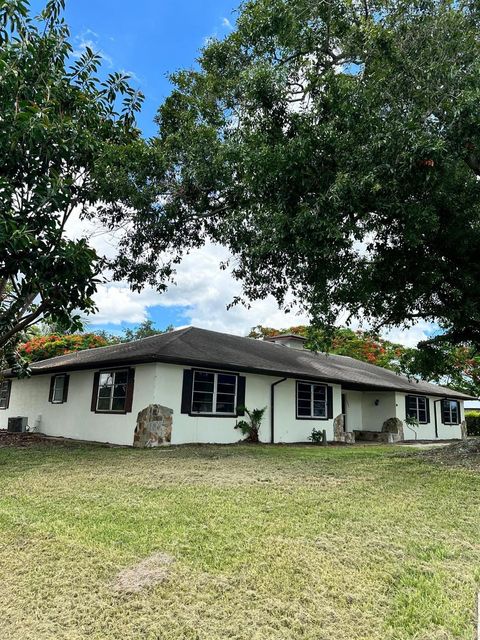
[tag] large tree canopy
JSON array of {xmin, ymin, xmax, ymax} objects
[
  {"xmin": 0, "ymin": 0, "xmax": 156, "ymax": 372},
  {"xmin": 118, "ymin": 0, "xmax": 480, "ymax": 350}
]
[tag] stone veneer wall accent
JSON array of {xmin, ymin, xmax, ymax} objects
[
  {"xmin": 461, "ymin": 420, "xmax": 467, "ymax": 440},
  {"xmin": 333, "ymin": 414, "xmax": 355, "ymax": 444},
  {"xmin": 134, "ymin": 404, "xmax": 173, "ymax": 448},
  {"xmin": 381, "ymin": 417, "xmax": 404, "ymax": 442}
]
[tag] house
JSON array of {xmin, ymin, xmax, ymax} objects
[{"xmin": 0, "ymin": 326, "xmax": 473, "ymax": 447}]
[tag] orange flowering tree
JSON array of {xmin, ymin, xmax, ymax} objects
[{"xmin": 18, "ymin": 334, "xmax": 110, "ymax": 363}]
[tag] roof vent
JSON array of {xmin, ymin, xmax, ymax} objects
[{"xmin": 263, "ymin": 334, "xmax": 307, "ymax": 350}]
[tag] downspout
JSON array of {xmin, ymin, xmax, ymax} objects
[
  {"xmin": 270, "ymin": 378, "xmax": 287, "ymax": 444},
  {"xmin": 433, "ymin": 398, "xmax": 442, "ymax": 439}
]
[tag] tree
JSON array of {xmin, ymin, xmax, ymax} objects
[
  {"xmin": 117, "ymin": 0, "xmax": 480, "ymax": 351},
  {"xmin": 121, "ymin": 320, "xmax": 174, "ymax": 342},
  {"xmin": 18, "ymin": 333, "xmax": 111, "ymax": 362},
  {"xmin": 0, "ymin": 0, "xmax": 154, "ymax": 373},
  {"xmin": 249, "ymin": 324, "xmax": 480, "ymax": 398}
]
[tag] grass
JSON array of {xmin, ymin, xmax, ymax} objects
[{"xmin": 0, "ymin": 442, "xmax": 479, "ymax": 639}]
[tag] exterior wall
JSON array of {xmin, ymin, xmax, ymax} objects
[
  {"xmin": 0, "ymin": 364, "xmax": 156, "ymax": 446},
  {"xmin": 395, "ymin": 392, "xmax": 463, "ymax": 440},
  {"xmin": 0, "ymin": 362, "xmax": 464, "ymax": 445},
  {"xmin": 343, "ymin": 391, "xmax": 363, "ymax": 432},
  {"xmin": 153, "ymin": 364, "xmax": 340, "ymax": 444},
  {"xmin": 361, "ymin": 392, "xmax": 397, "ymax": 432}
]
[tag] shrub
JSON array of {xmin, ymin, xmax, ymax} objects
[
  {"xmin": 234, "ymin": 407, "xmax": 267, "ymax": 443},
  {"xmin": 308, "ymin": 428, "xmax": 326, "ymax": 444},
  {"xmin": 465, "ymin": 411, "xmax": 480, "ymax": 436}
]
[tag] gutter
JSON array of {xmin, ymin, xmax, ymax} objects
[{"xmin": 270, "ymin": 377, "xmax": 287, "ymax": 444}]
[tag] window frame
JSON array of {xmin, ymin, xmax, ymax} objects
[
  {"xmin": 95, "ymin": 368, "xmax": 130, "ymax": 414},
  {"xmin": 441, "ymin": 399, "xmax": 461, "ymax": 425},
  {"xmin": 190, "ymin": 369, "xmax": 239, "ymax": 417},
  {"xmin": 296, "ymin": 380, "xmax": 328, "ymax": 420},
  {"xmin": 0, "ymin": 380, "xmax": 11, "ymax": 410},
  {"xmin": 405, "ymin": 395, "xmax": 428, "ymax": 424},
  {"xmin": 50, "ymin": 374, "xmax": 68, "ymax": 404}
]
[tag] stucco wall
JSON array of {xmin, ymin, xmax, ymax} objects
[
  {"xmin": 153, "ymin": 363, "xmax": 340, "ymax": 444},
  {"xmin": 395, "ymin": 392, "xmax": 463, "ymax": 440},
  {"xmin": 0, "ymin": 364, "xmax": 156, "ymax": 446},
  {"xmin": 361, "ymin": 392, "xmax": 397, "ymax": 432},
  {"xmin": 343, "ymin": 391, "xmax": 363, "ymax": 432},
  {"xmin": 0, "ymin": 363, "xmax": 463, "ymax": 445}
]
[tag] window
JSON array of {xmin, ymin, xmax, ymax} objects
[
  {"xmin": 0, "ymin": 380, "xmax": 11, "ymax": 409},
  {"xmin": 191, "ymin": 370, "xmax": 237, "ymax": 415},
  {"xmin": 50, "ymin": 375, "xmax": 68, "ymax": 404},
  {"xmin": 406, "ymin": 395, "xmax": 428, "ymax": 423},
  {"xmin": 96, "ymin": 370, "xmax": 129, "ymax": 412},
  {"xmin": 296, "ymin": 382, "xmax": 327, "ymax": 419},
  {"xmin": 441, "ymin": 399, "xmax": 460, "ymax": 425}
]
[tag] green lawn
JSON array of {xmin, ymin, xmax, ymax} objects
[{"xmin": 0, "ymin": 442, "xmax": 479, "ymax": 639}]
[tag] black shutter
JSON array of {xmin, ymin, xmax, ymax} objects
[
  {"xmin": 48, "ymin": 376, "xmax": 55, "ymax": 402},
  {"xmin": 125, "ymin": 369, "xmax": 135, "ymax": 413},
  {"xmin": 91, "ymin": 372, "xmax": 100, "ymax": 412},
  {"xmin": 4, "ymin": 380, "xmax": 11, "ymax": 409},
  {"xmin": 425, "ymin": 398, "xmax": 430, "ymax": 423},
  {"xmin": 181, "ymin": 370, "xmax": 193, "ymax": 414},
  {"xmin": 327, "ymin": 386, "xmax": 333, "ymax": 419},
  {"xmin": 62, "ymin": 375, "xmax": 70, "ymax": 403},
  {"xmin": 237, "ymin": 375, "xmax": 246, "ymax": 416}
]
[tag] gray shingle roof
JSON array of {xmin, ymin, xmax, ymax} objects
[{"xmin": 13, "ymin": 326, "xmax": 473, "ymax": 399}]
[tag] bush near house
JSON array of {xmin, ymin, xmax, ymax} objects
[
  {"xmin": 18, "ymin": 334, "xmax": 110, "ymax": 362},
  {"xmin": 465, "ymin": 411, "xmax": 480, "ymax": 436}
]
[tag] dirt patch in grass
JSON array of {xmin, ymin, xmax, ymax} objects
[
  {"xmin": 416, "ymin": 437, "xmax": 480, "ymax": 469},
  {"xmin": 112, "ymin": 552, "xmax": 175, "ymax": 593},
  {"xmin": 0, "ymin": 431, "xmax": 45, "ymax": 448}
]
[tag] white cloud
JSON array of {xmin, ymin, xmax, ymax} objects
[
  {"xmin": 72, "ymin": 29, "xmax": 113, "ymax": 67},
  {"xmin": 222, "ymin": 17, "xmax": 233, "ymax": 29},
  {"xmin": 66, "ymin": 211, "xmax": 437, "ymax": 344}
]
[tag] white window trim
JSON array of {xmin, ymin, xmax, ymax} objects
[
  {"xmin": 296, "ymin": 381, "xmax": 327, "ymax": 419},
  {"xmin": 51, "ymin": 375, "xmax": 66, "ymax": 404},
  {"xmin": 96, "ymin": 369, "xmax": 129, "ymax": 413},
  {"xmin": 442, "ymin": 400, "xmax": 460, "ymax": 425},
  {"xmin": 406, "ymin": 395, "xmax": 428, "ymax": 424},
  {"xmin": 191, "ymin": 370, "xmax": 238, "ymax": 416}
]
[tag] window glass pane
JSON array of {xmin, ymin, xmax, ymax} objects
[
  {"xmin": 406, "ymin": 396, "xmax": 417, "ymax": 415},
  {"xmin": 192, "ymin": 392, "xmax": 213, "ymax": 413},
  {"xmin": 97, "ymin": 397, "xmax": 110, "ymax": 411},
  {"xmin": 418, "ymin": 409, "xmax": 427, "ymax": 423},
  {"xmin": 112, "ymin": 396, "xmax": 126, "ymax": 411},
  {"xmin": 313, "ymin": 385, "xmax": 326, "ymax": 401},
  {"xmin": 215, "ymin": 394, "xmax": 235, "ymax": 413},
  {"xmin": 113, "ymin": 383, "xmax": 127, "ymax": 398},
  {"xmin": 99, "ymin": 373, "xmax": 112, "ymax": 386},
  {"xmin": 114, "ymin": 371, "xmax": 128, "ymax": 385},
  {"xmin": 53, "ymin": 376, "xmax": 64, "ymax": 402},
  {"xmin": 297, "ymin": 405, "xmax": 311, "ymax": 417},
  {"xmin": 217, "ymin": 380, "xmax": 236, "ymax": 395},
  {"xmin": 98, "ymin": 385, "xmax": 112, "ymax": 398},
  {"xmin": 313, "ymin": 401, "xmax": 326, "ymax": 417}
]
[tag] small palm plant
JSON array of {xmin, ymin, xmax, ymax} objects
[{"xmin": 234, "ymin": 406, "xmax": 267, "ymax": 443}]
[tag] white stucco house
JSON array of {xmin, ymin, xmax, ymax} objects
[{"xmin": 0, "ymin": 327, "xmax": 472, "ymax": 446}]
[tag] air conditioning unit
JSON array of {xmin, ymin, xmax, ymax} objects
[{"xmin": 8, "ymin": 417, "xmax": 28, "ymax": 433}]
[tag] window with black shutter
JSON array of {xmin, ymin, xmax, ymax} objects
[
  {"xmin": 49, "ymin": 374, "xmax": 69, "ymax": 404},
  {"xmin": 0, "ymin": 380, "xmax": 11, "ymax": 409},
  {"xmin": 190, "ymin": 370, "xmax": 238, "ymax": 415},
  {"xmin": 296, "ymin": 381, "xmax": 329, "ymax": 419},
  {"xmin": 405, "ymin": 395, "xmax": 428, "ymax": 423},
  {"xmin": 93, "ymin": 369, "xmax": 134, "ymax": 413},
  {"xmin": 441, "ymin": 399, "xmax": 460, "ymax": 425}
]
